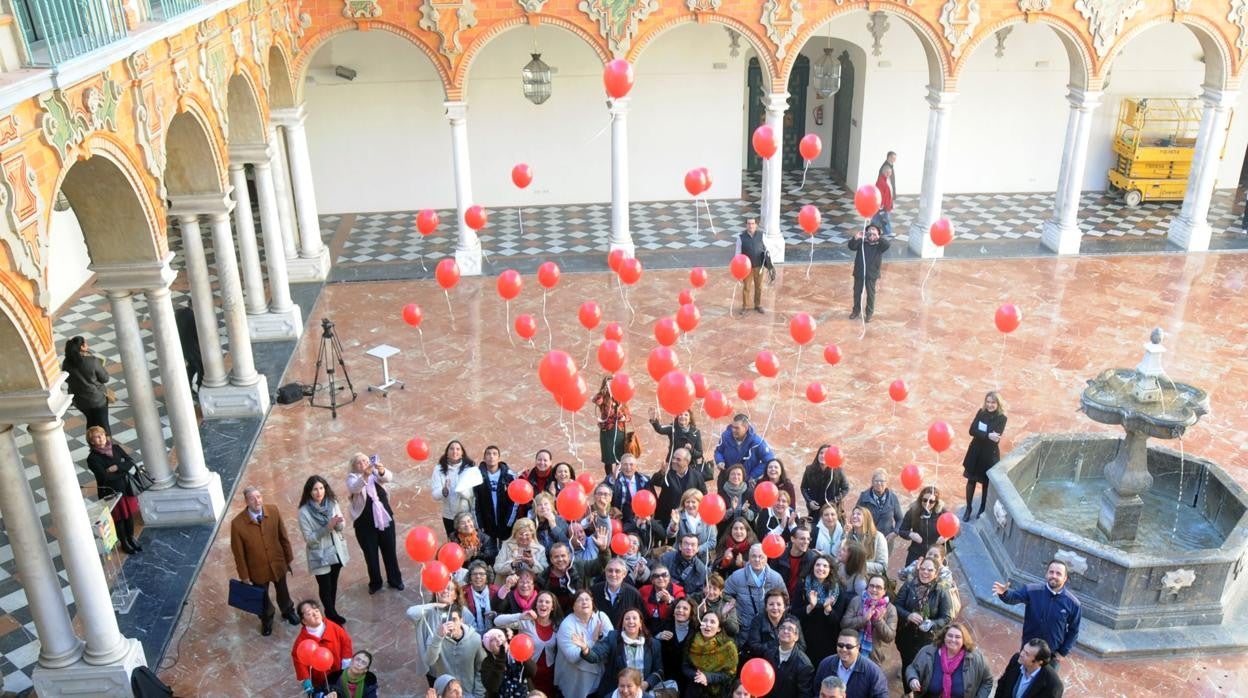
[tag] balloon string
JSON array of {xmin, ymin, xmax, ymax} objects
[
  {"xmin": 793, "ymin": 161, "xmax": 809, "ymax": 193},
  {"xmin": 517, "ymin": 206, "xmax": 524, "ymax": 238},
  {"xmin": 702, "ymin": 199, "xmax": 719, "ymax": 238},
  {"xmin": 418, "ymin": 327, "xmax": 431, "ymax": 367},
  {"xmin": 418, "ymin": 252, "xmax": 428, "ymax": 272},
  {"xmin": 761, "ymin": 391, "xmax": 778, "ymax": 440},
  {"xmin": 444, "ymin": 290, "xmax": 456, "ymax": 329},
  {"xmin": 542, "ymin": 290, "xmax": 553, "ymax": 351},
  {"xmin": 919, "ymin": 259, "xmax": 937, "ymax": 304},
  {"xmin": 996, "ymin": 333, "xmax": 1006, "ymax": 393},
  {"xmin": 506, "ymin": 300, "xmax": 515, "ymax": 348},
  {"xmin": 584, "ymin": 120, "xmax": 610, "ymax": 147},
  {"xmin": 785, "ymin": 344, "xmax": 804, "ymax": 430},
  {"xmin": 692, "ymin": 199, "xmax": 701, "ymax": 242},
  {"xmin": 857, "ymin": 217, "xmax": 868, "ymax": 341},
  {"xmin": 620, "ymin": 285, "xmax": 636, "ymax": 326},
  {"xmin": 806, "ymin": 238, "xmax": 815, "ymax": 280},
  {"xmin": 728, "ymin": 283, "xmax": 735, "ymax": 318}
]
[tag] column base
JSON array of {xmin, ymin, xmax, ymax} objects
[
  {"xmin": 139, "ymin": 471, "xmax": 225, "ymax": 525},
  {"xmin": 907, "ymin": 222, "xmax": 946, "ymax": 258},
  {"xmin": 198, "ymin": 375, "xmax": 271, "ymax": 419},
  {"xmin": 1097, "ymin": 488, "xmax": 1143, "ymax": 543},
  {"xmin": 455, "ymin": 245, "xmax": 483, "ymax": 277},
  {"xmin": 247, "ymin": 306, "xmax": 304, "ymax": 342},
  {"xmin": 609, "ymin": 239, "xmax": 635, "ymax": 257},
  {"xmin": 1167, "ymin": 214, "xmax": 1211, "ymax": 252},
  {"xmin": 762, "ymin": 234, "xmax": 786, "ymax": 264},
  {"xmin": 1041, "ymin": 218, "xmax": 1083, "ymax": 255},
  {"xmin": 32, "ymin": 638, "xmax": 146, "ymax": 698},
  {"xmin": 286, "ymin": 246, "xmax": 331, "ymax": 282}
]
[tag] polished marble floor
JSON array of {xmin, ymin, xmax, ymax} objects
[{"xmin": 158, "ymin": 251, "xmax": 1248, "ymax": 697}]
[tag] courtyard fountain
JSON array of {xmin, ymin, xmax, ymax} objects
[{"xmin": 959, "ymin": 329, "xmax": 1248, "ymax": 657}]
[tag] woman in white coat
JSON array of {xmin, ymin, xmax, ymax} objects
[
  {"xmin": 298, "ymin": 475, "xmax": 350, "ymax": 625},
  {"xmin": 431, "ymin": 439, "xmax": 476, "ymax": 537},
  {"xmin": 556, "ymin": 589, "xmax": 614, "ymax": 698}
]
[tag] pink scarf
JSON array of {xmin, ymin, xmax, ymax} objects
[
  {"xmin": 861, "ymin": 597, "xmax": 889, "ymax": 644},
  {"xmin": 938, "ymin": 646, "xmax": 965, "ymax": 698},
  {"xmin": 366, "ymin": 475, "xmax": 393, "ymax": 531}
]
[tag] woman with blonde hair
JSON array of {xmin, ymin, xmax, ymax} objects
[
  {"xmin": 961, "ymin": 391, "xmax": 1007, "ymax": 521},
  {"xmin": 845, "ymin": 506, "xmax": 889, "ymax": 576},
  {"xmin": 667, "ymin": 489, "xmax": 715, "ymax": 555},
  {"xmin": 85, "ymin": 426, "xmax": 142, "ymax": 554},
  {"xmin": 496, "ymin": 518, "xmax": 548, "ymax": 576},
  {"xmin": 346, "ymin": 452, "xmax": 402, "ymax": 594}
]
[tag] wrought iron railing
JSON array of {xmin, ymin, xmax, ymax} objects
[
  {"xmin": 144, "ymin": 0, "xmax": 199, "ymax": 21},
  {"xmin": 9, "ymin": 0, "xmax": 130, "ymax": 65}
]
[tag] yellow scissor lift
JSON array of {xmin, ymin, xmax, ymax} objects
[{"xmin": 1106, "ymin": 98, "xmax": 1224, "ymax": 207}]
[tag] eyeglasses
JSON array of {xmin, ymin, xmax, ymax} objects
[
  {"xmin": 922, "ymin": 498, "xmax": 935, "ymax": 504},
  {"xmin": 836, "ymin": 643, "xmax": 858, "ymax": 650},
  {"xmin": 867, "ymin": 583, "xmax": 885, "ymax": 589},
  {"xmin": 652, "ymin": 572, "xmax": 669, "ymax": 578}
]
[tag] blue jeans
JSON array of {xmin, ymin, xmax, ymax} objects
[{"xmin": 872, "ymin": 210, "xmax": 893, "ymax": 238}]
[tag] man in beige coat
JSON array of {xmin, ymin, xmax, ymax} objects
[{"xmin": 231, "ymin": 486, "xmax": 299, "ymax": 635}]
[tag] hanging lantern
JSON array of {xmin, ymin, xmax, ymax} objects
[
  {"xmin": 813, "ymin": 48, "xmax": 842, "ymax": 99},
  {"xmin": 522, "ymin": 53, "xmax": 552, "ymax": 105}
]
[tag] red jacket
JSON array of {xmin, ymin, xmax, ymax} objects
[
  {"xmin": 291, "ymin": 620, "xmax": 353, "ymax": 684},
  {"xmin": 639, "ymin": 581, "xmax": 686, "ymax": 633},
  {"xmin": 875, "ymin": 171, "xmax": 894, "ymax": 212}
]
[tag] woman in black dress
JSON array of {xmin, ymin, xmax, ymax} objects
[
  {"xmin": 960, "ymin": 391, "xmax": 1007, "ymax": 521},
  {"xmin": 85, "ymin": 426, "xmax": 142, "ymax": 554},
  {"xmin": 62, "ymin": 336, "xmax": 111, "ymax": 435}
]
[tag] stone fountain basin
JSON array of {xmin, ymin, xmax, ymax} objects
[{"xmin": 961, "ymin": 434, "xmax": 1248, "ymax": 656}]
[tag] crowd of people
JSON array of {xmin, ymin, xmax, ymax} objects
[{"xmin": 226, "ymin": 393, "xmax": 1077, "ymax": 697}]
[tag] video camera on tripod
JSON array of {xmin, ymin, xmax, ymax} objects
[{"xmin": 309, "ymin": 317, "xmax": 358, "ymax": 418}]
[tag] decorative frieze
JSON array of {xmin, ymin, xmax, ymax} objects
[
  {"xmin": 1161, "ymin": 568, "xmax": 1196, "ymax": 595},
  {"xmin": 1075, "ymin": 0, "xmax": 1145, "ymax": 57},
  {"xmin": 1018, "ymin": 0, "xmax": 1051, "ymax": 11},
  {"xmin": 420, "ymin": 0, "xmax": 479, "ymax": 58},
  {"xmin": 868, "ymin": 11, "xmax": 889, "ymax": 58},
  {"xmin": 517, "ymin": 0, "xmax": 547, "ymax": 15},
  {"xmin": 0, "ymin": 152, "xmax": 49, "ymax": 309},
  {"xmin": 760, "ymin": 0, "xmax": 803, "ymax": 60},
  {"xmin": 343, "ymin": 0, "xmax": 382, "ymax": 19},
  {"xmin": 687, "ymin": 0, "xmax": 720, "ymax": 13},
  {"xmin": 939, "ymin": 0, "xmax": 979, "ymax": 59},
  {"xmin": 1230, "ymin": 0, "xmax": 1248, "ymax": 60},
  {"xmin": 578, "ymin": 0, "xmax": 658, "ymax": 57},
  {"xmin": 1054, "ymin": 549, "xmax": 1089, "ymax": 576},
  {"xmin": 133, "ymin": 82, "xmax": 167, "ymax": 189},
  {"xmin": 199, "ymin": 42, "xmax": 230, "ymax": 137},
  {"xmin": 37, "ymin": 75, "xmax": 123, "ymax": 164},
  {"xmin": 1173, "ymin": 0, "xmax": 1192, "ymax": 12}
]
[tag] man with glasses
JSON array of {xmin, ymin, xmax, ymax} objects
[
  {"xmin": 813, "ymin": 629, "xmax": 888, "ymax": 698},
  {"xmin": 652, "ymin": 447, "xmax": 705, "ymax": 530},
  {"xmin": 609, "ymin": 453, "xmax": 650, "ymax": 523},
  {"xmin": 855, "ymin": 468, "xmax": 903, "ymax": 553},
  {"xmin": 722, "ymin": 543, "xmax": 784, "ymax": 629},
  {"xmin": 591, "ymin": 558, "xmax": 646, "ymax": 627},
  {"xmin": 761, "ymin": 617, "xmax": 814, "ymax": 698}
]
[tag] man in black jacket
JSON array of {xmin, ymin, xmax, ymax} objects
[
  {"xmin": 762, "ymin": 618, "xmax": 815, "ymax": 698},
  {"xmin": 591, "ymin": 558, "xmax": 646, "ymax": 628},
  {"xmin": 735, "ymin": 218, "xmax": 774, "ymax": 314},
  {"xmin": 995, "ymin": 638, "xmax": 1064, "ymax": 698},
  {"xmin": 473, "ymin": 446, "xmax": 516, "ymax": 542},
  {"xmin": 847, "ymin": 223, "xmax": 891, "ymax": 322}
]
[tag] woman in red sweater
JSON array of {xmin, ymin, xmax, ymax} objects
[{"xmin": 291, "ymin": 599, "xmax": 354, "ymax": 695}]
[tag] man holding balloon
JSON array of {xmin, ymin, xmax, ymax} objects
[
  {"xmin": 847, "ymin": 223, "xmax": 891, "ymax": 322},
  {"xmin": 734, "ymin": 218, "xmax": 774, "ymax": 315}
]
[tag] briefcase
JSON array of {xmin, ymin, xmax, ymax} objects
[{"xmin": 228, "ymin": 579, "xmax": 265, "ymax": 616}]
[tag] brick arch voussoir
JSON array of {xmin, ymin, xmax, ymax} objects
[{"xmin": 55, "ymin": 132, "xmax": 167, "ymax": 260}]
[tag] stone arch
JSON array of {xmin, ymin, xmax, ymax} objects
[
  {"xmin": 295, "ymin": 23, "xmax": 452, "ymax": 103},
  {"xmin": 783, "ymin": 5, "xmax": 947, "ymax": 90},
  {"xmin": 629, "ymin": 15, "xmax": 776, "ymax": 92},
  {"xmin": 453, "ymin": 17, "xmax": 610, "ymax": 96},
  {"xmin": 0, "ymin": 282, "xmax": 50, "ymax": 391},
  {"xmin": 1101, "ymin": 16, "xmax": 1232, "ymax": 90},
  {"xmin": 227, "ymin": 70, "xmax": 268, "ymax": 146},
  {"xmin": 268, "ymin": 44, "xmax": 297, "ymax": 109},
  {"xmin": 164, "ymin": 108, "xmax": 228, "ymax": 197},
  {"xmin": 952, "ymin": 14, "xmax": 1093, "ymax": 90},
  {"xmin": 52, "ymin": 139, "xmax": 163, "ymax": 266}
]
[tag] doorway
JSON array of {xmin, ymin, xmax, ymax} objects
[
  {"xmin": 830, "ymin": 50, "xmax": 854, "ymax": 182},
  {"xmin": 746, "ymin": 54, "xmax": 810, "ymax": 172}
]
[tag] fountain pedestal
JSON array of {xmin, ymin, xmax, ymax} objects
[{"xmin": 1097, "ymin": 430, "xmax": 1152, "ymax": 542}]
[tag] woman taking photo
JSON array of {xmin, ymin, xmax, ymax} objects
[
  {"xmin": 898, "ymin": 486, "xmax": 949, "ymax": 567},
  {"xmin": 63, "ymin": 336, "xmax": 112, "ymax": 434},
  {"xmin": 585, "ymin": 608, "xmax": 663, "ymax": 697},
  {"xmin": 894, "ymin": 558, "xmax": 954, "ymax": 679},
  {"xmin": 495, "ymin": 519, "xmax": 548, "ymax": 577},
  {"xmin": 682, "ymin": 610, "xmax": 737, "ymax": 698},
  {"xmin": 592, "ymin": 376, "xmax": 631, "ymax": 477},
  {"xmin": 961, "ymin": 391, "xmax": 1007, "ymax": 521},
  {"xmin": 496, "ymin": 590, "xmax": 563, "ymax": 697},
  {"xmin": 85, "ymin": 426, "xmax": 142, "ymax": 554},
  {"xmin": 298, "ymin": 475, "xmax": 350, "ymax": 625},
  {"xmin": 842, "ymin": 574, "xmax": 898, "ymax": 664},
  {"xmin": 346, "ymin": 453, "xmax": 403, "ymax": 594},
  {"xmin": 558, "ymin": 589, "xmax": 615, "ymax": 698},
  {"xmin": 845, "ymin": 506, "xmax": 889, "ymax": 577},
  {"xmin": 648, "ymin": 408, "xmax": 704, "ymax": 478},
  {"xmin": 904, "ymin": 622, "xmax": 994, "ymax": 698},
  {"xmin": 794, "ymin": 552, "xmax": 850, "ymax": 663},
  {"xmin": 432, "ymin": 440, "xmax": 476, "ymax": 537},
  {"xmin": 800, "ymin": 445, "xmax": 851, "ymax": 519}
]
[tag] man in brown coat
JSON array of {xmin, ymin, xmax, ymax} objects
[{"xmin": 231, "ymin": 485, "xmax": 299, "ymax": 635}]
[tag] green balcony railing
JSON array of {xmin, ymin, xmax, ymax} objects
[
  {"xmin": 10, "ymin": 0, "xmax": 130, "ymax": 65},
  {"xmin": 144, "ymin": 0, "xmax": 200, "ymax": 21}
]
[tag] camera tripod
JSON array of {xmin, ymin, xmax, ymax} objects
[{"xmin": 309, "ymin": 318, "xmax": 357, "ymax": 419}]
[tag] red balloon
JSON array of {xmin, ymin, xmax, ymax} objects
[
  {"xmin": 611, "ymin": 532, "xmax": 631, "ymax": 555},
  {"xmin": 603, "ymin": 58, "xmax": 634, "ymax": 99},
  {"xmin": 995, "ymin": 304, "xmax": 1022, "ymax": 334},
  {"xmin": 647, "ymin": 346, "xmax": 679, "ymax": 382},
  {"xmin": 752, "ymin": 124, "xmax": 777, "ymax": 160},
  {"xmin": 416, "ymin": 209, "xmax": 439, "ymax": 235},
  {"xmin": 761, "ymin": 533, "xmax": 785, "ymax": 559},
  {"xmin": 556, "ymin": 375, "xmax": 588, "ymax": 412},
  {"xmin": 698, "ymin": 167, "xmax": 713, "ymax": 192},
  {"xmin": 310, "ymin": 646, "xmax": 335, "ymax": 673},
  {"xmin": 576, "ymin": 472, "xmax": 597, "ymax": 493},
  {"xmin": 729, "ymin": 254, "xmax": 752, "ymax": 281},
  {"xmin": 698, "ymin": 493, "xmax": 726, "ymax": 525},
  {"xmin": 579, "ymin": 301, "xmax": 602, "ymax": 330},
  {"xmin": 930, "ymin": 217, "xmax": 954, "ymax": 246},
  {"xmin": 406, "ymin": 438, "xmax": 430, "ymax": 461},
  {"xmin": 632, "ymin": 489, "xmax": 657, "ymax": 518},
  {"xmin": 900, "ymin": 464, "xmax": 923, "ymax": 491},
  {"xmin": 798, "ymin": 205, "xmax": 821, "ymax": 235},
  {"xmin": 507, "ymin": 478, "xmax": 535, "ymax": 505},
  {"xmin": 937, "ymin": 511, "xmax": 961, "ymax": 539},
  {"xmin": 405, "ymin": 525, "xmax": 438, "ymax": 562},
  {"xmin": 401, "ymin": 303, "xmax": 423, "ymax": 327},
  {"xmin": 928, "ymin": 421, "xmax": 954, "ymax": 453},
  {"xmin": 741, "ymin": 658, "xmax": 777, "ymax": 696},
  {"xmin": 824, "ymin": 344, "xmax": 842, "ymax": 366},
  {"xmin": 421, "ymin": 560, "xmax": 451, "ymax": 593},
  {"xmin": 806, "ymin": 382, "xmax": 826, "ymax": 404},
  {"xmin": 435, "ymin": 259, "xmax": 460, "ymax": 290},
  {"xmin": 677, "ymin": 288, "xmax": 695, "ymax": 306},
  {"xmin": 556, "ymin": 484, "xmax": 589, "ymax": 520},
  {"xmin": 437, "ymin": 542, "xmax": 466, "ymax": 573},
  {"xmin": 684, "ymin": 168, "xmax": 708, "ymax": 197},
  {"xmin": 755, "ymin": 350, "xmax": 780, "ymax": 378},
  {"xmin": 689, "ymin": 267, "xmax": 708, "ymax": 288},
  {"xmin": 657, "ymin": 371, "xmax": 696, "ymax": 416},
  {"xmin": 611, "ymin": 517, "xmax": 624, "ymax": 538},
  {"xmin": 854, "ymin": 184, "xmax": 882, "ymax": 219},
  {"xmin": 889, "ymin": 379, "xmax": 909, "ymax": 403},
  {"xmin": 618, "ymin": 258, "xmax": 643, "ymax": 285},
  {"xmin": 537, "ymin": 261, "xmax": 561, "ymax": 289},
  {"xmin": 604, "ymin": 322, "xmax": 624, "ymax": 342},
  {"xmin": 465, "ymin": 205, "xmax": 488, "ymax": 231},
  {"xmin": 690, "ymin": 372, "xmax": 708, "ymax": 399},
  {"xmin": 515, "ymin": 314, "xmax": 537, "ymax": 340},
  {"xmin": 755, "ymin": 481, "xmax": 779, "ymax": 509},
  {"xmin": 610, "ymin": 372, "xmax": 636, "ymax": 403},
  {"xmin": 296, "ymin": 638, "xmax": 319, "ymax": 665},
  {"xmin": 497, "ymin": 269, "xmax": 523, "ymax": 301},
  {"xmin": 737, "ymin": 380, "xmax": 758, "ymax": 401},
  {"xmin": 509, "ymin": 633, "xmax": 535, "ymax": 662},
  {"xmin": 676, "ymin": 303, "xmax": 701, "ymax": 333},
  {"xmin": 597, "ymin": 340, "xmax": 625, "ymax": 373},
  {"xmin": 789, "ymin": 312, "xmax": 816, "ymax": 345},
  {"xmin": 512, "ymin": 163, "xmax": 533, "ymax": 189},
  {"xmin": 607, "ymin": 248, "xmax": 627, "ymax": 272},
  {"xmin": 703, "ymin": 389, "xmax": 730, "ymax": 419},
  {"xmin": 654, "ymin": 317, "xmax": 680, "ymax": 347},
  {"xmin": 799, "ymin": 133, "xmax": 823, "ymax": 161},
  {"xmin": 822, "ymin": 445, "xmax": 844, "ymax": 469},
  {"xmin": 538, "ymin": 350, "xmax": 578, "ymax": 395}
]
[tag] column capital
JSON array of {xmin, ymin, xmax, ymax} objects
[
  {"xmin": 0, "ymin": 378, "xmax": 71, "ymax": 424},
  {"xmin": 168, "ymin": 192, "xmax": 235, "ymax": 217},
  {"xmin": 229, "ymin": 143, "xmax": 275, "ymax": 165},
  {"xmin": 174, "ymin": 212, "xmax": 202, "ymax": 227},
  {"xmin": 1066, "ymin": 87, "xmax": 1103, "ymax": 111},
  {"xmin": 762, "ymin": 92, "xmax": 789, "ymax": 114},
  {"xmin": 925, "ymin": 87, "xmax": 957, "ymax": 110},
  {"xmin": 1200, "ymin": 85, "xmax": 1237, "ymax": 109},
  {"xmin": 608, "ymin": 96, "xmax": 630, "ymax": 117},
  {"xmin": 444, "ymin": 100, "xmax": 468, "ymax": 124},
  {"xmin": 90, "ymin": 252, "xmax": 176, "ymax": 292},
  {"xmin": 271, "ymin": 104, "xmax": 308, "ymax": 128}
]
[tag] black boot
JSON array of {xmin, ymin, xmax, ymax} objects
[
  {"xmin": 977, "ymin": 487, "xmax": 990, "ymax": 519},
  {"xmin": 963, "ymin": 481, "xmax": 976, "ymax": 522},
  {"xmin": 121, "ymin": 518, "xmax": 142, "ymax": 552}
]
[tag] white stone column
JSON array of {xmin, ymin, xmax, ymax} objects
[
  {"xmin": 445, "ymin": 100, "xmax": 482, "ymax": 276},
  {"xmin": 205, "ymin": 209, "xmax": 271, "ymax": 418},
  {"xmin": 175, "ymin": 214, "xmax": 228, "ymax": 389},
  {"xmin": 0, "ymin": 425, "xmax": 83, "ymax": 670},
  {"xmin": 104, "ymin": 290, "xmax": 173, "ymax": 493},
  {"xmin": 273, "ymin": 106, "xmax": 331, "ymax": 281},
  {"xmin": 28, "ymin": 418, "xmax": 147, "ymax": 677},
  {"xmin": 761, "ymin": 92, "xmax": 788, "ymax": 262},
  {"xmin": 269, "ymin": 125, "xmax": 300, "ymax": 261},
  {"xmin": 608, "ymin": 97, "xmax": 635, "ymax": 256},
  {"xmin": 1041, "ymin": 88, "xmax": 1102, "ymax": 255},
  {"xmin": 1168, "ymin": 86, "xmax": 1237, "ymax": 251},
  {"xmin": 252, "ymin": 157, "xmax": 304, "ymax": 340},
  {"xmin": 907, "ymin": 89, "xmax": 958, "ymax": 258},
  {"xmin": 229, "ymin": 163, "xmax": 269, "ymax": 316}
]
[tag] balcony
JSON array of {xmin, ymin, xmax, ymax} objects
[{"xmin": 5, "ymin": 0, "xmax": 200, "ymax": 67}]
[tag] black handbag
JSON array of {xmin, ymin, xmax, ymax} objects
[
  {"xmin": 228, "ymin": 579, "xmax": 266, "ymax": 616},
  {"xmin": 127, "ymin": 465, "xmax": 156, "ymax": 494}
]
